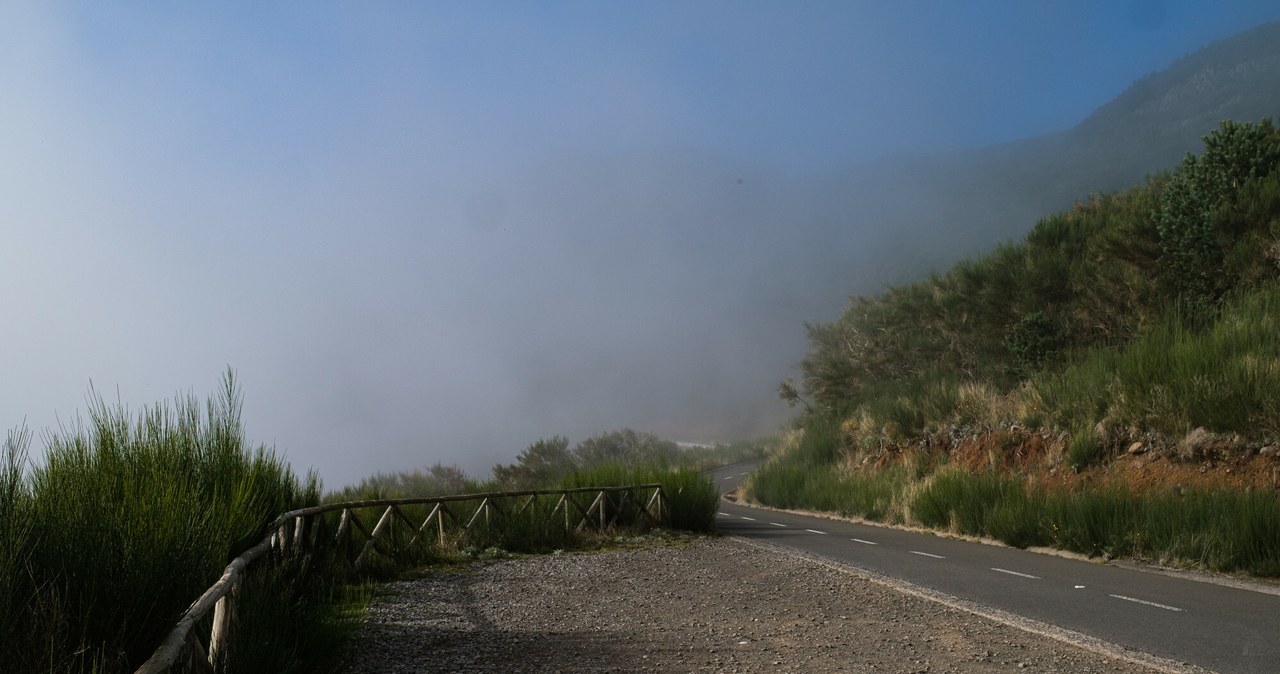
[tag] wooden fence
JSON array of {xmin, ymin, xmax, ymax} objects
[{"xmin": 134, "ymin": 484, "xmax": 665, "ymax": 674}]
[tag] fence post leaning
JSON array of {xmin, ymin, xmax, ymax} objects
[
  {"xmin": 354, "ymin": 506, "xmax": 395, "ymax": 566},
  {"xmin": 292, "ymin": 515, "xmax": 306, "ymax": 553},
  {"xmin": 208, "ymin": 579, "xmax": 237, "ymax": 668}
]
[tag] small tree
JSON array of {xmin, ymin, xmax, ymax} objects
[
  {"xmin": 492, "ymin": 436, "xmax": 576, "ymax": 489},
  {"xmin": 572, "ymin": 429, "xmax": 679, "ymax": 467},
  {"xmin": 1155, "ymin": 119, "xmax": 1280, "ymax": 305}
]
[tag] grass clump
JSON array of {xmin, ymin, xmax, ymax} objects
[
  {"xmin": 751, "ymin": 417, "xmax": 910, "ymax": 521},
  {"xmin": 753, "ymin": 450, "xmax": 1280, "ymax": 575},
  {"xmin": 0, "ymin": 370, "xmax": 320, "ymax": 673},
  {"xmin": 559, "ymin": 462, "xmax": 720, "ymax": 532}
]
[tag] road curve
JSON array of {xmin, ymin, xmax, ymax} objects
[{"xmin": 712, "ymin": 463, "xmax": 1280, "ymax": 674}]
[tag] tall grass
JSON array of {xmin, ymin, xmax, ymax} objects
[
  {"xmin": 1038, "ymin": 285, "xmax": 1280, "ymax": 457},
  {"xmin": 1040, "ymin": 486, "xmax": 1280, "ymax": 573},
  {"xmin": 0, "ymin": 426, "xmax": 37, "ymax": 670},
  {"xmin": 0, "ymin": 371, "xmax": 319, "ymax": 673},
  {"xmin": 750, "ymin": 416, "xmax": 1280, "ymax": 575},
  {"xmin": 214, "ymin": 553, "xmax": 375, "ymax": 674},
  {"xmin": 913, "ymin": 469, "xmax": 1045, "ymax": 549},
  {"xmin": 751, "ymin": 419, "xmax": 910, "ymax": 520},
  {"xmin": 559, "ymin": 462, "xmax": 720, "ymax": 532}
]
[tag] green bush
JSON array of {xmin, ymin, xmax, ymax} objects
[
  {"xmin": 559, "ymin": 462, "xmax": 719, "ymax": 532},
  {"xmin": 1, "ymin": 371, "xmax": 319, "ymax": 673},
  {"xmin": 1005, "ymin": 310, "xmax": 1064, "ymax": 372}
]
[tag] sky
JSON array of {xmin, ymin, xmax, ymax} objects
[{"xmin": 3, "ymin": 1, "xmax": 1279, "ymax": 488}]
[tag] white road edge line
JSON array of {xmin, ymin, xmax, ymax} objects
[
  {"xmin": 732, "ymin": 538, "xmax": 1204, "ymax": 674},
  {"xmin": 992, "ymin": 567, "xmax": 1040, "ymax": 579},
  {"xmin": 769, "ymin": 522, "xmax": 786, "ymax": 527},
  {"xmin": 806, "ymin": 529, "xmax": 828, "ymax": 535},
  {"xmin": 740, "ymin": 516, "xmax": 756, "ymax": 521},
  {"xmin": 910, "ymin": 551, "xmax": 946, "ymax": 559},
  {"xmin": 851, "ymin": 538, "xmax": 878, "ymax": 545},
  {"xmin": 1109, "ymin": 594, "xmax": 1184, "ymax": 612}
]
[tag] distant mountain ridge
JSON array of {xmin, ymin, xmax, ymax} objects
[
  {"xmin": 810, "ymin": 20, "xmax": 1280, "ymax": 294},
  {"xmin": 1080, "ymin": 20, "xmax": 1280, "ymax": 142}
]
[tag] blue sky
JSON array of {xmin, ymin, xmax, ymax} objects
[{"xmin": 3, "ymin": 2, "xmax": 1278, "ymax": 486}]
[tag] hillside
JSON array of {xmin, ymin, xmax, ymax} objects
[
  {"xmin": 754, "ymin": 117, "xmax": 1280, "ymax": 576},
  {"xmin": 802, "ymin": 20, "xmax": 1280, "ymax": 292}
]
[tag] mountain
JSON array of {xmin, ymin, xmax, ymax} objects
[{"xmin": 804, "ymin": 20, "xmax": 1280, "ymax": 296}]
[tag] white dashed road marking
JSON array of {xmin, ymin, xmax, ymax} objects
[
  {"xmin": 1109, "ymin": 594, "xmax": 1184, "ymax": 612},
  {"xmin": 718, "ymin": 512, "xmax": 731, "ymax": 516},
  {"xmin": 740, "ymin": 516, "xmax": 756, "ymax": 521},
  {"xmin": 851, "ymin": 538, "xmax": 878, "ymax": 545},
  {"xmin": 769, "ymin": 522, "xmax": 787, "ymax": 527},
  {"xmin": 991, "ymin": 568, "xmax": 1039, "ymax": 579},
  {"xmin": 910, "ymin": 551, "xmax": 946, "ymax": 559},
  {"xmin": 806, "ymin": 529, "xmax": 828, "ymax": 535},
  {"xmin": 739, "ymin": 472, "xmax": 749, "ymax": 476}
]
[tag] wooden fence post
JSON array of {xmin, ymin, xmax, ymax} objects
[
  {"xmin": 208, "ymin": 578, "xmax": 237, "ymax": 668},
  {"xmin": 354, "ymin": 506, "xmax": 395, "ymax": 566},
  {"xmin": 292, "ymin": 515, "xmax": 306, "ymax": 553}
]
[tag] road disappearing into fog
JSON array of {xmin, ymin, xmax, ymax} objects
[{"xmin": 712, "ymin": 463, "xmax": 1280, "ymax": 674}]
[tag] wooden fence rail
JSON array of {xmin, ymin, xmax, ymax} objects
[{"xmin": 134, "ymin": 484, "xmax": 665, "ymax": 674}]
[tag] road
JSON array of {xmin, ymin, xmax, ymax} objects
[{"xmin": 712, "ymin": 463, "xmax": 1280, "ymax": 674}]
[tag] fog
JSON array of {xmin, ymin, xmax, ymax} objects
[{"xmin": 3, "ymin": 2, "xmax": 1279, "ymax": 487}]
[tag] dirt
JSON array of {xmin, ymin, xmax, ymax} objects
[
  {"xmin": 858, "ymin": 427, "xmax": 1280, "ymax": 495},
  {"xmin": 337, "ymin": 537, "xmax": 1179, "ymax": 674}
]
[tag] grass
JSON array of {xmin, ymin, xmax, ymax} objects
[
  {"xmin": 751, "ymin": 420, "xmax": 1280, "ymax": 576},
  {"xmin": 214, "ymin": 557, "xmax": 376, "ymax": 674},
  {"xmin": 1, "ymin": 370, "xmax": 320, "ymax": 673},
  {"xmin": 750, "ymin": 420, "xmax": 910, "ymax": 521},
  {"xmin": 558, "ymin": 462, "xmax": 721, "ymax": 533},
  {"xmin": 2, "ymin": 371, "xmax": 720, "ymax": 673},
  {"xmin": 1037, "ymin": 285, "xmax": 1280, "ymax": 452}
]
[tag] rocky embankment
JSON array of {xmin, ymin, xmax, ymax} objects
[{"xmin": 337, "ymin": 537, "xmax": 1173, "ymax": 673}]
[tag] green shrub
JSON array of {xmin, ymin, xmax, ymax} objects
[
  {"xmin": 560, "ymin": 462, "xmax": 719, "ymax": 532},
  {"xmin": 1, "ymin": 371, "xmax": 319, "ymax": 673},
  {"xmin": 1005, "ymin": 310, "xmax": 1064, "ymax": 372}
]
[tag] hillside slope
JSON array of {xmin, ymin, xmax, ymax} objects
[{"xmin": 755, "ymin": 118, "xmax": 1280, "ymax": 576}]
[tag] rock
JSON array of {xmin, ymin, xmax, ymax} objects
[{"xmin": 1126, "ymin": 441, "xmax": 1146, "ymax": 455}]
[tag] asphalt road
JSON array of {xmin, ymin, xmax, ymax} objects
[{"xmin": 712, "ymin": 463, "xmax": 1280, "ymax": 674}]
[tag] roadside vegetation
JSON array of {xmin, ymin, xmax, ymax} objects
[
  {"xmin": 1, "ymin": 373, "xmax": 719, "ymax": 673},
  {"xmin": 759, "ymin": 118, "xmax": 1280, "ymax": 576},
  {"xmin": 0, "ymin": 371, "xmax": 321, "ymax": 673}
]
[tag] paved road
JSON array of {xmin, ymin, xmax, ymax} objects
[{"xmin": 712, "ymin": 463, "xmax": 1280, "ymax": 674}]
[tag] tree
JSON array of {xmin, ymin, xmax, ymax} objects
[
  {"xmin": 572, "ymin": 429, "xmax": 678, "ymax": 467},
  {"xmin": 492, "ymin": 436, "xmax": 576, "ymax": 489}
]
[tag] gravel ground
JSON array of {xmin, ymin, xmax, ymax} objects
[{"xmin": 337, "ymin": 536, "xmax": 1168, "ymax": 674}]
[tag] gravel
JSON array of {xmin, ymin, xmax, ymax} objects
[{"xmin": 337, "ymin": 536, "xmax": 1166, "ymax": 673}]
